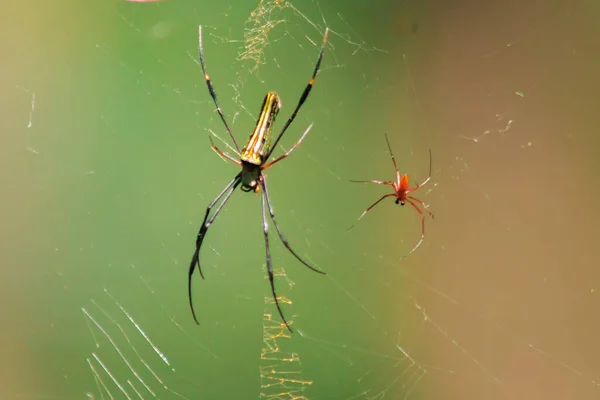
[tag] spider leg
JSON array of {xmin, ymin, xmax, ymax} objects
[
  {"xmin": 399, "ymin": 198, "xmax": 427, "ymax": 260},
  {"xmin": 349, "ymin": 179, "xmax": 394, "ymax": 186},
  {"xmin": 188, "ymin": 173, "xmax": 241, "ymax": 325},
  {"xmin": 198, "ymin": 25, "xmax": 241, "ymax": 153},
  {"xmin": 260, "ymin": 177, "xmax": 325, "ymax": 275},
  {"xmin": 209, "ymin": 136, "xmax": 242, "ymax": 166},
  {"xmin": 347, "ymin": 193, "xmax": 395, "ymax": 231},
  {"xmin": 263, "ymin": 124, "xmax": 313, "ymax": 170},
  {"xmin": 265, "ymin": 28, "xmax": 329, "ymax": 161},
  {"xmin": 406, "ymin": 176, "xmax": 431, "ymax": 193},
  {"xmin": 260, "ymin": 180, "xmax": 293, "ymax": 333},
  {"xmin": 406, "ymin": 149, "xmax": 432, "ymax": 194},
  {"xmin": 384, "ymin": 133, "xmax": 401, "ymax": 184},
  {"xmin": 407, "ymin": 195, "xmax": 434, "ymax": 218}
]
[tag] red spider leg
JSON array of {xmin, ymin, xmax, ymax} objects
[
  {"xmin": 384, "ymin": 133, "xmax": 401, "ymax": 184},
  {"xmin": 407, "ymin": 195, "xmax": 434, "ymax": 219},
  {"xmin": 347, "ymin": 193, "xmax": 395, "ymax": 231},
  {"xmin": 399, "ymin": 198, "xmax": 428, "ymax": 260},
  {"xmin": 405, "ymin": 149, "xmax": 432, "ymax": 194},
  {"xmin": 349, "ymin": 179, "xmax": 394, "ymax": 186},
  {"xmin": 405, "ymin": 176, "xmax": 431, "ymax": 194}
]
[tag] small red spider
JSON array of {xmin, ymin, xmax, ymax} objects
[{"xmin": 349, "ymin": 134, "xmax": 433, "ymax": 259}]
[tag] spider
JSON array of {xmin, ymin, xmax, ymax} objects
[
  {"xmin": 349, "ymin": 134, "xmax": 433, "ymax": 259},
  {"xmin": 188, "ymin": 26, "xmax": 328, "ymax": 333}
]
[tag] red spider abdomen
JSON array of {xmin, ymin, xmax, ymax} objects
[{"xmin": 399, "ymin": 174, "xmax": 410, "ymax": 191}]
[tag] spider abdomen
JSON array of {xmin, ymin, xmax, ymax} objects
[{"xmin": 241, "ymin": 91, "xmax": 281, "ymax": 166}]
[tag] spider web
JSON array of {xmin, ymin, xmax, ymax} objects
[{"xmin": 3, "ymin": 0, "xmax": 600, "ymax": 399}]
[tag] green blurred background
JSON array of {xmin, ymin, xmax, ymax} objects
[{"xmin": 2, "ymin": 0, "xmax": 600, "ymax": 399}]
